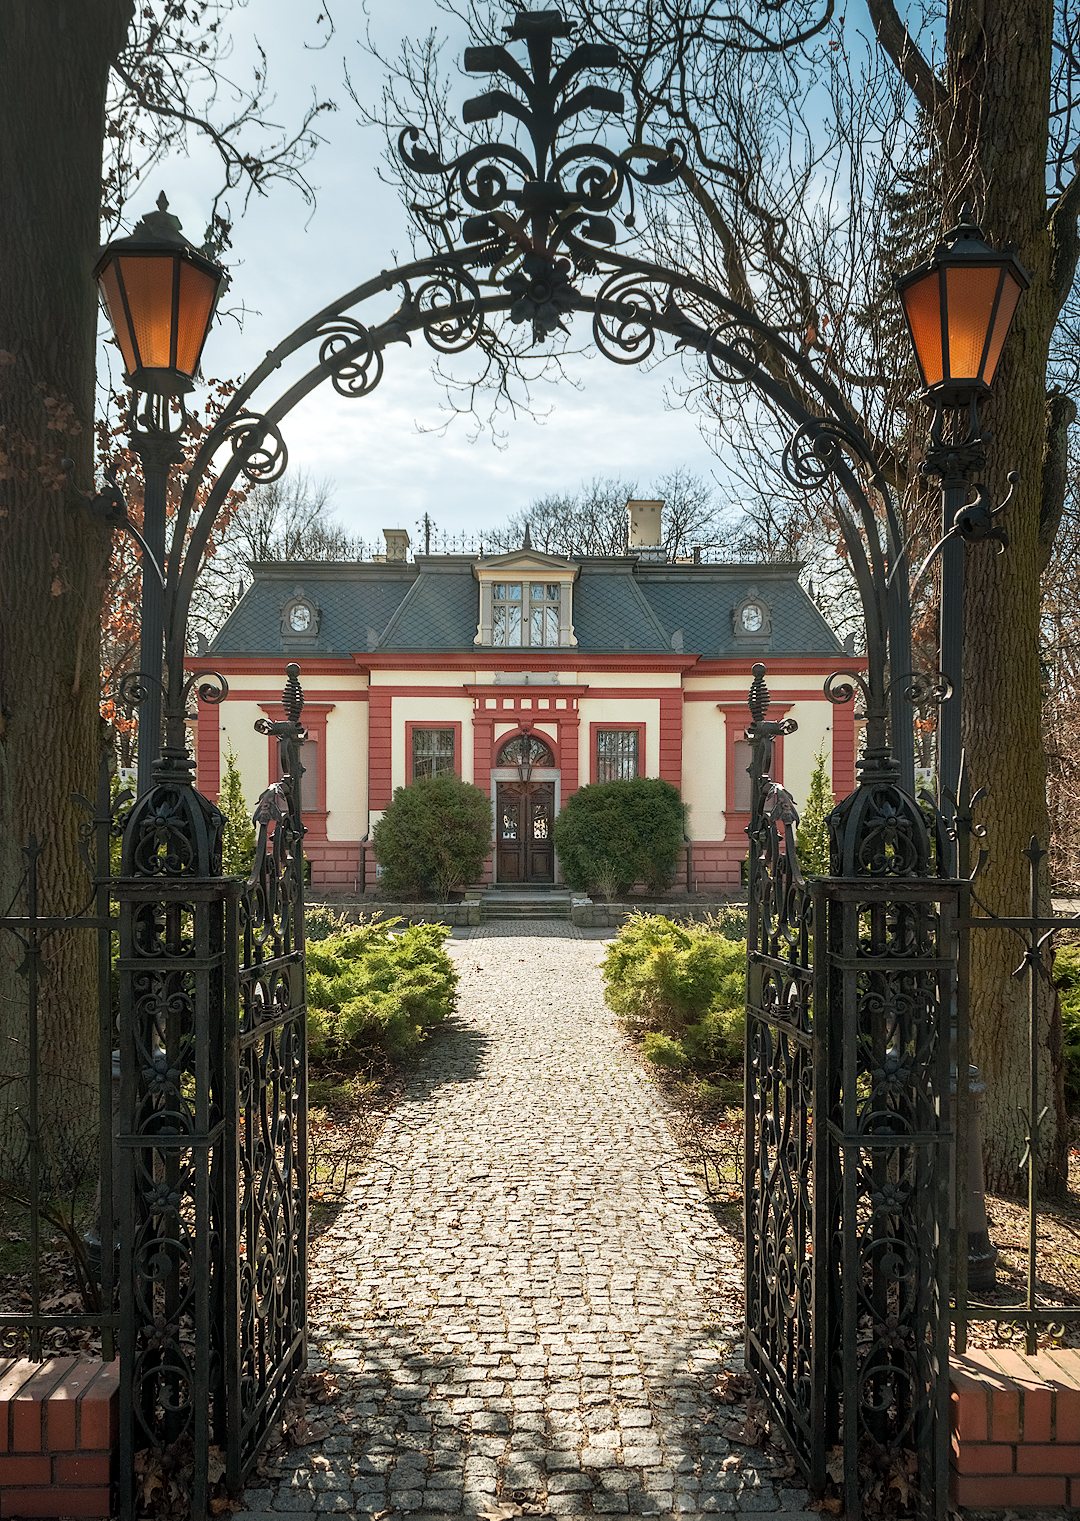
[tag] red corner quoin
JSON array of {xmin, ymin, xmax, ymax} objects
[
  {"xmin": 951, "ymin": 1348, "xmax": 1080, "ymax": 1510},
  {"xmin": 0, "ymin": 1356, "xmax": 117, "ymax": 1518}
]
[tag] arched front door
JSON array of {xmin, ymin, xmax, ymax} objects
[{"xmin": 495, "ymin": 734, "xmax": 556, "ymax": 884}]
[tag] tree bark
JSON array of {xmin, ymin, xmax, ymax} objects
[
  {"xmin": 0, "ymin": 0, "xmax": 133, "ymax": 1181},
  {"xmin": 942, "ymin": 0, "xmax": 1068, "ymax": 1192}
]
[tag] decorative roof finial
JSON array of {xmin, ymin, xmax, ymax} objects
[
  {"xmin": 748, "ymin": 661, "xmax": 771, "ymax": 725},
  {"xmin": 523, "ymin": 523, "xmax": 533, "ymax": 551}
]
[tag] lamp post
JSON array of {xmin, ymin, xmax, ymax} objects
[
  {"xmin": 897, "ymin": 209, "xmax": 1031, "ymax": 1293},
  {"xmin": 94, "ymin": 193, "xmax": 225, "ymax": 793},
  {"xmin": 896, "ymin": 209, "xmax": 1030, "ymax": 842}
]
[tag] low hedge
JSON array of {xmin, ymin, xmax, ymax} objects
[
  {"xmin": 602, "ymin": 912, "xmax": 746, "ymax": 1078},
  {"xmin": 307, "ymin": 919, "xmax": 457, "ymax": 1066}
]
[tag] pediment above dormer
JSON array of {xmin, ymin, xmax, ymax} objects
[
  {"xmin": 473, "ymin": 549, "xmax": 579, "ymax": 580},
  {"xmin": 473, "ymin": 551, "xmax": 579, "ymax": 647}
]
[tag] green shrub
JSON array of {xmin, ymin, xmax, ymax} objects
[
  {"xmin": 220, "ymin": 746, "xmax": 256, "ymax": 878},
  {"xmin": 1054, "ymin": 942, "xmax": 1080, "ymax": 1110},
  {"xmin": 795, "ymin": 746, "xmax": 834, "ymax": 877},
  {"xmin": 306, "ymin": 919, "xmax": 457, "ymax": 1066},
  {"xmin": 553, "ymin": 778, "xmax": 686, "ymax": 895},
  {"xmin": 372, "ymin": 776, "xmax": 492, "ymax": 900},
  {"xmin": 642, "ymin": 1032, "xmax": 689, "ymax": 1069},
  {"xmin": 305, "ymin": 905, "xmax": 355, "ymax": 943},
  {"xmin": 602, "ymin": 913, "xmax": 746, "ymax": 1077}
]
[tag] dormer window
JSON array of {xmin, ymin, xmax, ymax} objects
[
  {"xmin": 282, "ymin": 593, "xmax": 320, "ymax": 641},
  {"xmin": 491, "ymin": 582, "xmax": 564, "ymax": 646},
  {"xmin": 475, "ymin": 553, "xmax": 578, "ymax": 648},
  {"xmin": 733, "ymin": 593, "xmax": 771, "ymax": 641}
]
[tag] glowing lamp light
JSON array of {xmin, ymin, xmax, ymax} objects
[
  {"xmin": 896, "ymin": 210, "xmax": 1031, "ymax": 405},
  {"xmin": 95, "ymin": 193, "xmax": 225, "ymax": 396}
]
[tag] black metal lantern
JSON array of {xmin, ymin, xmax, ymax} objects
[
  {"xmin": 95, "ymin": 193, "xmax": 225, "ymax": 397},
  {"xmin": 895, "ymin": 209, "xmax": 1031, "ymax": 406},
  {"xmin": 515, "ymin": 730, "xmax": 538, "ymax": 784}
]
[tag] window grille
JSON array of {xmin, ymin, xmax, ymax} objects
[
  {"xmin": 412, "ymin": 727, "xmax": 456, "ymax": 779},
  {"xmin": 596, "ymin": 729, "xmax": 639, "ymax": 782}
]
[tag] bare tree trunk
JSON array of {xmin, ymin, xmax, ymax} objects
[
  {"xmin": 0, "ymin": 1, "xmax": 132, "ymax": 1182},
  {"xmin": 944, "ymin": 0, "xmax": 1069, "ymax": 1192}
]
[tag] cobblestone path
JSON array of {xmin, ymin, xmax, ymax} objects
[{"xmin": 243, "ymin": 924, "xmax": 808, "ymax": 1519}]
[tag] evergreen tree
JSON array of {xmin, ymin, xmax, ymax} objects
[
  {"xmin": 220, "ymin": 747, "xmax": 256, "ymax": 879},
  {"xmin": 796, "ymin": 748, "xmax": 835, "ymax": 877}
]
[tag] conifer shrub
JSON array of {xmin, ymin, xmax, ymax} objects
[
  {"xmin": 602, "ymin": 913, "xmax": 746, "ymax": 1076},
  {"xmin": 553, "ymin": 778, "xmax": 686, "ymax": 895},
  {"xmin": 795, "ymin": 746, "xmax": 835, "ymax": 877},
  {"xmin": 1053, "ymin": 942, "xmax": 1080, "ymax": 1110},
  {"xmin": 306, "ymin": 919, "xmax": 457, "ymax": 1066},
  {"xmin": 372, "ymin": 776, "xmax": 492, "ymax": 900},
  {"xmin": 220, "ymin": 745, "xmax": 256, "ymax": 878}
]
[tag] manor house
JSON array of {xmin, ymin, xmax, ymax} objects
[{"xmin": 194, "ymin": 501, "xmax": 855, "ymax": 893}]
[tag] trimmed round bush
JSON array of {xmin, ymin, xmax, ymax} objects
[
  {"xmin": 372, "ymin": 775, "xmax": 493, "ymax": 900},
  {"xmin": 552, "ymin": 777, "xmax": 686, "ymax": 895}
]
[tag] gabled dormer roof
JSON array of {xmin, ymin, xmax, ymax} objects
[{"xmin": 472, "ymin": 548, "xmax": 579, "ymax": 579}]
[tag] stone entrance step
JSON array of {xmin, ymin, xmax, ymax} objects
[{"xmin": 480, "ymin": 889, "xmax": 572, "ymax": 922}]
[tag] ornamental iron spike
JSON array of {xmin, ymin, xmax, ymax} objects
[
  {"xmin": 748, "ymin": 661, "xmax": 770, "ymax": 725},
  {"xmin": 283, "ymin": 662, "xmax": 304, "ymax": 724}
]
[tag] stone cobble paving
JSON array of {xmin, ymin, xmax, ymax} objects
[{"xmin": 243, "ymin": 923, "xmax": 808, "ymax": 1519}]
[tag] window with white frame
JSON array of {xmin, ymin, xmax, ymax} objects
[
  {"xmin": 596, "ymin": 729, "xmax": 640, "ymax": 782},
  {"xmin": 491, "ymin": 581, "xmax": 563, "ymax": 646},
  {"xmin": 529, "ymin": 583, "xmax": 561, "ymax": 646},
  {"xmin": 492, "ymin": 582, "xmax": 524, "ymax": 646}
]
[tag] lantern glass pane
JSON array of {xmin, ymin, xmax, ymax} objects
[
  {"xmin": 175, "ymin": 260, "xmax": 219, "ymax": 377},
  {"xmin": 97, "ymin": 259, "xmax": 138, "ymax": 377},
  {"xmin": 980, "ymin": 270, "xmax": 1023, "ymax": 387},
  {"xmin": 900, "ymin": 271, "xmax": 943, "ymax": 388},
  {"xmin": 944, "ymin": 265, "xmax": 1000, "ymax": 383},
  {"xmin": 116, "ymin": 253, "xmax": 177, "ymax": 372}
]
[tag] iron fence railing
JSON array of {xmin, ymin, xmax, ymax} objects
[
  {"xmin": 954, "ymin": 830, "xmax": 1080, "ymax": 1354},
  {"xmin": 0, "ymin": 758, "xmax": 119, "ymax": 1361}
]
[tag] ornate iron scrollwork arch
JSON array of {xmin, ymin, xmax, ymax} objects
[{"xmin": 111, "ymin": 10, "xmax": 943, "ymax": 1520}]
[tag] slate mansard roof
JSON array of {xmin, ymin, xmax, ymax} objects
[{"xmin": 209, "ymin": 555, "xmax": 844, "ymax": 661}]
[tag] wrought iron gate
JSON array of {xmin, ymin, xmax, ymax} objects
[
  {"xmin": 744, "ymin": 664, "xmax": 956, "ymax": 1521},
  {"xmin": 116, "ymin": 665, "xmax": 308, "ymax": 1518},
  {"xmin": 744, "ymin": 673, "xmax": 829, "ymax": 1489}
]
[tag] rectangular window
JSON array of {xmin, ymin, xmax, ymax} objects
[
  {"xmin": 596, "ymin": 729, "xmax": 640, "ymax": 783},
  {"xmin": 412, "ymin": 727, "xmax": 456, "ymax": 780},
  {"xmin": 489, "ymin": 580, "xmax": 563, "ymax": 646},
  {"xmin": 529, "ymin": 583, "xmax": 561, "ymax": 646},
  {"xmin": 492, "ymin": 582, "xmax": 523, "ymax": 646},
  {"xmin": 732, "ymin": 737, "xmax": 754, "ymax": 812}
]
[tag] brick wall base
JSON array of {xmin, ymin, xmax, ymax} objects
[
  {"xmin": 304, "ymin": 838, "xmax": 362, "ymax": 894},
  {"xmin": 688, "ymin": 840, "xmax": 748, "ymax": 891},
  {"xmin": 952, "ymin": 1348, "xmax": 1080, "ymax": 1510},
  {"xmin": 0, "ymin": 1357, "xmax": 117, "ymax": 1518}
]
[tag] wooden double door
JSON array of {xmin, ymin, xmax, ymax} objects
[{"xmin": 496, "ymin": 780, "xmax": 555, "ymax": 884}]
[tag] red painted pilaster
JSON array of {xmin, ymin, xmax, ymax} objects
[{"xmin": 369, "ymin": 690, "xmax": 394, "ymax": 810}]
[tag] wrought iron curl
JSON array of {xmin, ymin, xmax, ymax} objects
[
  {"xmin": 315, "ymin": 317, "xmax": 385, "ymax": 399},
  {"xmin": 823, "ymin": 669, "xmax": 870, "ymax": 709},
  {"xmin": 225, "ymin": 412, "xmax": 289, "ymax": 485},
  {"xmin": 180, "ymin": 669, "xmax": 229, "ymax": 715},
  {"xmin": 782, "ymin": 416, "xmax": 875, "ymax": 492},
  {"xmin": 703, "ymin": 320, "xmax": 764, "ymax": 389},
  {"xmin": 117, "ymin": 669, "xmax": 163, "ymax": 711},
  {"xmin": 592, "ymin": 270, "xmax": 663, "ymax": 365},
  {"xmin": 889, "ymin": 669, "xmax": 953, "ymax": 708},
  {"xmin": 413, "ymin": 268, "xmax": 487, "ymax": 354}
]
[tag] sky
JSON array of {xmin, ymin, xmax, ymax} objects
[{"xmin": 109, "ymin": 0, "xmax": 731, "ymax": 547}]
